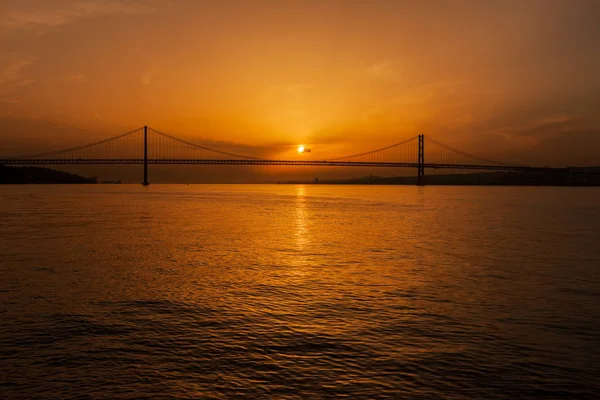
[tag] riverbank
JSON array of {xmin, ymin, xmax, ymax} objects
[{"xmin": 279, "ymin": 170, "xmax": 600, "ymax": 186}]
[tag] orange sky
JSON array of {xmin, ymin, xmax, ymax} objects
[{"xmin": 1, "ymin": 0, "xmax": 600, "ymax": 169}]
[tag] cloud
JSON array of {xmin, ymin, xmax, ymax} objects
[
  {"xmin": 361, "ymin": 80, "xmax": 470, "ymax": 129},
  {"xmin": 0, "ymin": 1, "xmax": 151, "ymax": 37},
  {"xmin": 286, "ymin": 84, "xmax": 313, "ymax": 97},
  {"xmin": 63, "ymin": 73, "xmax": 85, "ymax": 82},
  {"xmin": 368, "ymin": 60, "xmax": 402, "ymax": 82},
  {"xmin": 260, "ymin": 83, "xmax": 314, "ymax": 102},
  {"xmin": 265, "ymin": 108, "xmax": 316, "ymax": 136},
  {"xmin": 499, "ymin": 115, "xmax": 585, "ymax": 138},
  {"xmin": 0, "ymin": 58, "xmax": 36, "ymax": 94},
  {"xmin": 0, "ymin": 59, "xmax": 35, "ymax": 84},
  {"xmin": 141, "ymin": 65, "xmax": 159, "ymax": 85},
  {"xmin": 533, "ymin": 128, "xmax": 600, "ymax": 166}
]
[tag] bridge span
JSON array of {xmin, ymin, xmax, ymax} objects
[{"xmin": 0, "ymin": 126, "xmax": 586, "ymax": 185}]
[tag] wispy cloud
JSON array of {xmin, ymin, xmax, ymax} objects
[
  {"xmin": 0, "ymin": 98, "xmax": 20, "ymax": 104},
  {"xmin": 286, "ymin": 84, "xmax": 313, "ymax": 97},
  {"xmin": 63, "ymin": 73, "xmax": 85, "ymax": 82},
  {"xmin": 0, "ymin": 1, "xmax": 151, "ymax": 36},
  {"xmin": 0, "ymin": 58, "xmax": 36, "ymax": 93},
  {"xmin": 367, "ymin": 60, "xmax": 402, "ymax": 82},
  {"xmin": 499, "ymin": 114, "xmax": 586, "ymax": 140},
  {"xmin": 261, "ymin": 83, "xmax": 314, "ymax": 102},
  {"xmin": 141, "ymin": 65, "xmax": 159, "ymax": 85},
  {"xmin": 361, "ymin": 80, "xmax": 470, "ymax": 128},
  {"xmin": 1, "ymin": 59, "xmax": 35, "ymax": 84}
]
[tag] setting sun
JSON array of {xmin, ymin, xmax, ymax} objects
[{"xmin": 297, "ymin": 145, "xmax": 305, "ymax": 153}]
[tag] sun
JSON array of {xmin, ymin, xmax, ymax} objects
[{"xmin": 297, "ymin": 145, "xmax": 305, "ymax": 153}]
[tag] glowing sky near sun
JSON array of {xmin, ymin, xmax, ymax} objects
[{"xmin": 1, "ymin": 0, "xmax": 600, "ymax": 166}]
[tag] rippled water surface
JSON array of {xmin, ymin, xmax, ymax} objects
[{"xmin": 1, "ymin": 185, "xmax": 600, "ymax": 399}]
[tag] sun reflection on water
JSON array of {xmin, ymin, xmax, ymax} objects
[{"xmin": 294, "ymin": 185, "xmax": 308, "ymax": 249}]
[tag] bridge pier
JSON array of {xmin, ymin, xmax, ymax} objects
[
  {"xmin": 143, "ymin": 125, "xmax": 149, "ymax": 186},
  {"xmin": 417, "ymin": 134, "xmax": 425, "ymax": 185}
]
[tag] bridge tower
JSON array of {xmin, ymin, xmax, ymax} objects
[
  {"xmin": 417, "ymin": 134, "xmax": 425, "ymax": 185},
  {"xmin": 143, "ymin": 125, "xmax": 149, "ymax": 186}
]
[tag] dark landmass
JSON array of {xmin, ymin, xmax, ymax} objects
[
  {"xmin": 2, "ymin": 164, "xmax": 599, "ymax": 185},
  {"xmin": 280, "ymin": 170, "xmax": 600, "ymax": 186},
  {"xmin": 0, "ymin": 165, "xmax": 97, "ymax": 184}
]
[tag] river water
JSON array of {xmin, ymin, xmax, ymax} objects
[{"xmin": 1, "ymin": 185, "xmax": 599, "ymax": 399}]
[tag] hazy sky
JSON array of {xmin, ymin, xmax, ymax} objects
[{"xmin": 1, "ymin": 0, "xmax": 600, "ymax": 167}]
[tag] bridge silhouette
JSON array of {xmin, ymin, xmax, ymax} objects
[{"xmin": 0, "ymin": 126, "xmax": 588, "ymax": 185}]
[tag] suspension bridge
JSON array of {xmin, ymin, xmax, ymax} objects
[{"xmin": 0, "ymin": 126, "xmax": 588, "ymax": 185}]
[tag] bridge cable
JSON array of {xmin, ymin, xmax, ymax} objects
[
  {"xmin": 2, "ymin": 127, "xmax": 144, "ymax": 159},
  {"xmin": 327, "ymin": 136, "xmax": 419, "ymax": 161},
  {"xmin": 425, "ymin": 136, "xmax": 514, "ymax": 166},
  {"xmin": 147, "ymin": 127, "xmax": 264, "ymax": 160}
]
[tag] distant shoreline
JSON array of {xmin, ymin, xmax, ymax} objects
[
  {"xmin": 277, "ymin": 170, "xmax": 600, "ymax": 186},
  {"xmin": 2, "ymin": 164, "xmax": 599, "ymax": 186}
]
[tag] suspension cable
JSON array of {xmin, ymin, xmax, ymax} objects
[
  {"xmin": 425, "ymin": 136, "xmax": 512, "ymax": 166},
  {"xmin": 3, "ymin": 127, "xmax": 144, "ymax": 159},
  {"xmin": 148, "ymin": 127, "xmax": 263, "ymax": 160},
  {"xmin": 327, "ymin": 136, "xmax": 419, "ymax": 161}
]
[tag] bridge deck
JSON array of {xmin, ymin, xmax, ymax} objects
[{"xmin": 0, "ymin": 158, "xmax": 572, "ymax": 173}]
